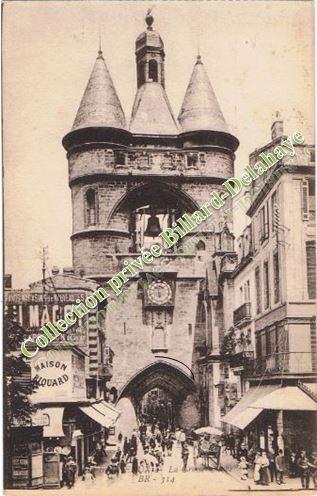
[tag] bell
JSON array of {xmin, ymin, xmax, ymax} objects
[{"xmin": 144, "ymin": 213, "xmax": 162, "ymax": 237}]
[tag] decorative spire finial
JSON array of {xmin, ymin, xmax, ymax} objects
[
  {"xmin": 145, "ymin": 8, "xmax": 154, "ymax": 30},
  {"xmin": 196, "ymin": 54, "xmax": 202, "ymax": 64},
  {"xmin": 97, "ymin": 30, "xmax": 103, "ymax": 59}
]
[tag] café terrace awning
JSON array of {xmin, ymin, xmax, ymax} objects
[
  {"xmin": 79, "ymin": 401, "xmax": 120, "ymax": 429},
  {"xmin": 222, "ymin": 385, "xmax": 317, "ymax": 430}
]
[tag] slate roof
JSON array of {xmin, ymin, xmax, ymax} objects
[
  {"xmin": 72, "ymin": 50, "xmax": 126, "ymax": 132},
  {"xmin": 178, "ymin": 55, "xmax": 229, "ymax": 134},
  {"xmin": 129, "ymin": 82, "xmax": 179, "ymax": 135}
]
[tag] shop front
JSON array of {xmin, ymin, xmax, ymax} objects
[
  {"xmin": 39, "ymin": 400, "xmax": 119, "ymax": 487},
  {"xmin": 222, "ymin": 383, "xmax": 317, "ymax": 469},
  {"xmin": 20, "ymin": 346, "xmax": 121, "ymax": 488},
  {"xmin": 10, "ymin": 426, "xmax": 44, "ymax": 489}
]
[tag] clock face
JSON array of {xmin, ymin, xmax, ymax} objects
[{"xmin": 147, "ymin": 281, "xmax": 172, "ymax": 305}]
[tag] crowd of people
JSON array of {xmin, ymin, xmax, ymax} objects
[
  {"xmin": 223, "ymin": 433, "xmax": 317, "ymax": 489},
  {"xmin": 61, "ymin": 425, "xmax": 317, "ymax": 490},
  {"xmin": 104, "ymin": 422, "xmax": 192, "ymax": 478}
]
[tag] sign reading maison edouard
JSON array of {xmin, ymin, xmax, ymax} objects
[
  {"xmin": 5, "ymin": 290, "xmax": 89, "ymax": 402},
  {"xmin": 31, "ymin": 349, "xmax": 86, "ymax": 402}
]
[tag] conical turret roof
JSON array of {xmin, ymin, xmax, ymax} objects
[
  {"xmin": 72, "ymin": 50, "xmax": 126, "ymax": 132},
  {"xmin": 178, "ymin": 56, "xmax": 229, "ymax": 134},
  {"xmin": 130, "ymin": 82, "xmax": 179, "ymax": 135}
]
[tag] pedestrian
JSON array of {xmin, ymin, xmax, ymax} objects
[
  {"xmin": 181, "ymin": 441, "xmax": 189, "ymax": 472},
  {"xmin": 156, "ymin": 430, "xmax": 162, "ymax": 445},
  {"xmin": 260, "ymin": 451, "xmax": 270, "ymax": 486},
  {"xmin": 149, "ymin": 435, "xmax": 156, "ymax": 450},
  {"xmin": 93, "ymin": 442, "xmax": 103, "ymax": 465},
  {"xmin": 105, "ymin": 458, "xmax": 119, "ymax": 479},
  {"xmin": 275, "ymin": 449, "xmax": 286, "ymax": 485},
  {"xmin": 297, "ymin": 450, "xmax": 310, "ymax": 489},
  {"xmin": 175, "ymin": 428, "xmax": 181, "ymax": 446},
  {"xmin": 126, "ymin": 443, "xmax": 135, "ymax": 463},
  {"xmin": 120, "ymin": 457, "xmax": 127, "ymax": 474},
  {"xmin": 113, "ymin": 447, "xmax": 122, "ymax": 463},
  {"xmin": 123, "ymin": 437, "xmax": 129, "ymax": 457},
  {"xmin": 193, "ymin": 438, "xmax": 199, "ymax": 470},
  {"xmin": 289, "ymin": 449, "xmax": 297, "ymax": 478},
  {"xmin": 118, "ymin": 432, "xmax": 123, "ymax": 443},
  {"xmin": 132, "ymin": 456, "xmax": 139, "ymax": 475},
  {"xmin": 309, "ymin": 451, "xmax": 317, "ymax": 489},
  {"xmin": 63, "ymin": 456, "xmax": 77, "ymax": 489},
  {"xmin": 179, "ymin": 429, "xmax": 186, "ymax": 447},
  {"xmin": 131, "ymin": 434, "xmax": 138, "ymax": 454},
  {"xmin": 237, "ymin": 441, "xmax": 248, "ymax": 461},
  {"xmin": 82, "ymin": 466, "xmax": 95, "ymax": 486},
  {"xmin": 161, "ymin": 432, "xmax": 168, "ymax": 457},
  {"xmin": 228, "ymin": 433, "xmax": 235, "ymax": 457},
  {"xmin": 238, "ymin": 456, "xmax": 249, "ymax": 480},
  {"xmin": 253, "ymin": 450, "xmax": 262, "ymax": 485},
  {"xmin": 267, "ymin": 450, "xmax": 276, "ymax": 482},
  {"xmin": 87, "ymin": 456, "xmax": 97, "ymax": 478},
  {"xmin": 167, "ymin": 434, "xmax": 173, "ymax": 457}
]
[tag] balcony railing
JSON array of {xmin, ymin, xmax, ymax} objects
[
  {"xmin": 230, "ymin": 350, "xmax": 254, "ymax": 367},
  {"xmin": 233, "ymin": 302, "xmax": 251, "ymax": 327},
  {"xmin": 246, "ymin": 352, "xmax": 317, "ymax": 376}
]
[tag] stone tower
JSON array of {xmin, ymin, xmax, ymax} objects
[{"xmin": 63, "ymin": 13, "xmax": 239, "ymax": 429}]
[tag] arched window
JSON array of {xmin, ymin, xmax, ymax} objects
[
  {"xmin": 148, "ymin": 59, "xmax": 158, "ymax": 82},
  {"xmin": 85, "ymin": 189, "xmax": 97, "ymax": 226}
]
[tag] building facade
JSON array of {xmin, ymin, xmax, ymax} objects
[
  {"xmin": 5, "ymin": 270, "xmax": 118, "ymax": 488},
  {"xmin": 220, "ymin": 116, "xmax": 317, "ymax": 460}
]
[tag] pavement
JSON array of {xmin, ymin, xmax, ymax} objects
[
  {"xmin": 69, "ymin": 443, "xmax": 317, "ymax": 495},
  {"xmin": 6, "ymin": 444, "xmax": 317, "ymax": 495}
]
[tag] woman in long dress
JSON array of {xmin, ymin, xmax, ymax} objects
[{"xmin": 254, "ymin": 451, "xmax": 262, "ymax": 484}]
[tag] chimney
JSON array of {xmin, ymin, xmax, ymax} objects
[
  {"xmin": 51, "ymin": 266, "xmax": 59, "ymax": 276},
  {"xmin": 63, "ymin": 267, "xmax": 74, "ymax": 275},
  {"xmin": 4, "ymin": 274, "xmax": 12, "ymax": 289},
  {"xmin": 271, "ymin": 111, "xmax": 284, "ymax": 140}
]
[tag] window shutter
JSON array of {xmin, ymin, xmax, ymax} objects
[
  {"xmin": 306, "ymin": 241, "xmax": 316, "ymax": 299},
  {"xmin": 302, "ymin": 179, "xmax": 309, "ymax": 220}
]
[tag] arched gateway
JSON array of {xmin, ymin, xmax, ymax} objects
[
  {"xmin": 62, "ymin": 13, "xmax": 238, "ymax": 434},
  {"xmin": 116, "ymin": 360, "xmax": 199, "ymax": 431}
]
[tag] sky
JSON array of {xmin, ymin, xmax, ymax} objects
[{"xmin": 3, "ymin": 0, "xmax": 314, "ymax": 288}]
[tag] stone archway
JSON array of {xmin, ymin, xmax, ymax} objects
[{"xmin": 115, "ymin": 360, "xmax": 199, "ymax": 433}]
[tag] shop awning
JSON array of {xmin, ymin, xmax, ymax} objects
[
  {"xmin": 222, "ymin": 385, "xmax": 317, "ymax": 430},
  {"xmin": 79, "ymin": 401, "xmax": 120, "ymax": 428},
  {"xmin": 222, "ymin": 385, "xmax": 280, "ymax": 430},
  {"xmin": 41, "ymin": 407, "xmax": 65, "ymax": 437},
  {"xmin": 92, "ymin": 401, "xmax": 120, "ymax": 425},
  {"xmin": 250, "ymin": 386, "xmax": 317, "ymax": 411}
]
